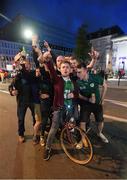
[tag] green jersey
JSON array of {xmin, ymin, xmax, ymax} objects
[
  {"xmin": 63, "ymin": 79, "xmax": 74, "ymax": 108},
  {"xmin": 77, "ymin": 73, "xmax": 104, "ymax": 104}
]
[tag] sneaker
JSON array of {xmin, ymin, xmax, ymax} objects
[
  {"xmin": 40, "ymin": 136, "xmax": 45, "ymax": 147},
  {"xmin": 33, "ymin": 135, "xmax": 39, "ymax": 145},
  {"xmin": 97, "ymin": 133, "xmax": 109, "ymax": 143},
  {"xmin": 76, "ymin": 140, "xmax": 83, "ymax": 149},
  {"xmin": 43, "ymin": 148, "xmax": 51, "ymax": 161},
  {"xmin": 18, "ymin": 136, "xmax": 25, "ymax": 143}
]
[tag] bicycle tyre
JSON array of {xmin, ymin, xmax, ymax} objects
[{"xmin": 60, "ymin": 126, "xmax": 93, "ymax": 165}]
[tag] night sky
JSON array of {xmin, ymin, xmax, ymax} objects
[{"xmin": 0, "ymin": 0, "xmax": 127, "ymax": 34}]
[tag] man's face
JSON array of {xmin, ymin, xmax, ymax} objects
[
  {"xmin": 35, "ymin": 68, "xmax": 41, "ymax": 77},
  {"xmin": 60, "ymin": 63, "xmax": 71, "ymax": 77},
  {"xmin": 24, "ymin": 61, "xmax": 31, "ymax": 71},
  {"xmin": 56, "ymin": 56, "xmax": 65, "ymax": 69},
  {"xmin": 77, "ymin": 67, "xmax": 87, "ymax": 80},
  {"xmin": 70, "ymin": 59, "xmax": 78, "ymax": 72}
]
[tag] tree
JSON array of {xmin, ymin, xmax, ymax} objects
[{"xmin": 74, "ymin": 24, "xmax": 91, "ymax": 63}]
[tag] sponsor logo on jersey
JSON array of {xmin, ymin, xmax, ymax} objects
[{"xmin": 90, "ymin": 83, "xmax": 94, "ymax": 87}]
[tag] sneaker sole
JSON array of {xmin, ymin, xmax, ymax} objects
[
  {"xmin": 43, "ymin": 155, "xmax": 51, "ymax": 161},
  {"xmin": 97, "ymin": 135, "xmax": 109, "ymax": 143},
  {"xmin": 43, "ymin": 150, "xmax": 51, "ymax": 161},
  {"xmin": 40, "ymin": 143, "xmax": 45, "ymax": 147}
]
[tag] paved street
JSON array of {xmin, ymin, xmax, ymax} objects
[{"xmin": 0, "ymin": 82, "xmax": 127, "ymax": 179}]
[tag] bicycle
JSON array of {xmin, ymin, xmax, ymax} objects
[{"xmin": 60, "ymin": 107, "xmax": 93, "ymax": 165}]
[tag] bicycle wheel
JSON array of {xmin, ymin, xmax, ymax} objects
[{"xmin": 60, "ymin": 126, "xmax": 93, "ymax": 165}]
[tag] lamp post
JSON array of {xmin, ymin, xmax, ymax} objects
[
  {"xmin": 23, "ymin": 28, "xmax": 34, "ymax": 44},
  {"xmin": 23, "ymin": 29, "xmax": 33, "ymax": 40},
  {"xmin": 22, "ymin": 29, "xmax": 34, "ymax": 66}
]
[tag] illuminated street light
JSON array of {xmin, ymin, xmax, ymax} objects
[{"xmin": 23, "ymin": 29, "xmax": 33, "ymax": 39}]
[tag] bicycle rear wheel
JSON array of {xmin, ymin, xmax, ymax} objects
[{"xmin": 60, "ymin": 126, "xmax": 93, "ymax": 165}]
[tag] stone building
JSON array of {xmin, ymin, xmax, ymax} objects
[{"xmin": 88, "ymin": 26, "xmax": 124, "ymax": 70}]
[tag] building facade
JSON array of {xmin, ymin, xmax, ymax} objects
[
  {"xmin": 90, "ymin": 35, "xmax": 112, "ymax": 70},
  {"xmin": 112, "ymin": 35, "xmax": 127, "ymax": 74},
  {"xmin": 0, "ymin": 14, "xmax": 74, "ymax": 52},
  {"xmin": 88, "ymin": 26, "xmax": 124, "ymax": 70},
  {"xmin": 0, "ymin": 14, "xmax": 75, "ymax": 70},
  {"xmin": 0, "ymin": 40, "xmax": 34, "ymax": 70},
  {"xmin": 0, "ymin": 39, "xmax": 74, "ymax": 70}
]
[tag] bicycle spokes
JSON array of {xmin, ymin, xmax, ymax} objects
[{"xmin": 60, "ymin": 126, "xmax": 93, "ymax": 165}]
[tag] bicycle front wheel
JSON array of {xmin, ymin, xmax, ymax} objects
[{"xmin": 60, "ymin": 126, "xmax": 93, "ymax": 165}]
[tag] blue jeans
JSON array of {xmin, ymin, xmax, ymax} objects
[{"xmin": 46, "ymin": 105, "xmax": 78, "ymax": 149}]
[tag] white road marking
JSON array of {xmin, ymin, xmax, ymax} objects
[
  {"xmin": 0, "ymin": 90, "xmax": 9, "ymax": 94},
  {"xmin": 105, "ymin": 99, "xmax": 127, "ymax": 108},
  {"xmin": 104, "ymin": 114, "xmax": 127, "ymax": 122}
]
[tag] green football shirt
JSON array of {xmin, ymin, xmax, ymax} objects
[
  {"xmin": 63, "ymin": 79, "xmax": 74, "ymax": 108},
  {"xmin": 77, "ymin": 73, "xmax": 104, "ymax": 104}
]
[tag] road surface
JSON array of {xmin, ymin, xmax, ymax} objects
[{"xmin": 0, "ymin": 86, "xmax": 127, "ymax": 179}]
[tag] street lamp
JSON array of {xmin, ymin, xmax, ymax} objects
[{"xmin": 23, "ymin": 29, "xmax": 33, "ymax": 39}]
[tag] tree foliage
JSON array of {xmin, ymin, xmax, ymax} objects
[{"xmin": 74, "ymin": 24, "xmax": 91, "ymax": 63}]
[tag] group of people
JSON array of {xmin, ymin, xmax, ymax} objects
[{"xmin": 9, "ymin": 35, "xmax": 108, "ymax": 161}]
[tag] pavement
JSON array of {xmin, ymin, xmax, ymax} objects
[
  {"xmin": 0, "ymin": 82, "xmax": 10, "ymax": 92},
  {"xmin": 107, "ymin": 78, "xmax": 127, "ymax": 89},
  {"xmin": 1, "ymin": 92, "xmax": 126, "ymax": 179},
  {"xmin": 0, "ymin": 79, "xmax": 127, "ymax": 179}
]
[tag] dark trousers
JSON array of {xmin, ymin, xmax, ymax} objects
[
  {"xmin": 17, "ymin": 102, "xmax": 35, "ymax": 136},
  {"xmin": 80, "ymin": 103, "xmax": 104, "ymax": 123},
  {"xmin": 40, "ymin": 99, "xmax": 51, "ymax": 136}
]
